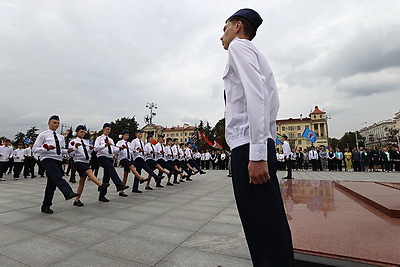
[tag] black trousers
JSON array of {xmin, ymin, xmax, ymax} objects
[
  {"xmin": 310, "ymin": 159, "xmax": 318, "ymax": 171},
  {"xmin": 13, "ymin": 162, "xmax": 24, "ymax": 178},
  {"xmin": 23, "ymin": 158, "xmax": 36, "ymax": 177},
  {"xmin": 41, "ymin": 158, "xmax": 74, "ymax": 207},
  {"xmin": 0, "ymin": 161, "xmax": 8, "ymax": 178},
  {"xmin": 97, "ymin": 156, "xmax": 124, "ymax": 197},
  {"xmin": 157, "ymin": 158, "xmax": 176, "ymax": 173},
  {"xmin": 285, "ymin": 158, "xmax": 292, "ymax": 178},
  {"xmin": 133, "ymin": 157, "xmax": 159, "ymax": 190},
  {"xmin": 231, "ymin": 141, "xmax": 294, "ymax": 267}
]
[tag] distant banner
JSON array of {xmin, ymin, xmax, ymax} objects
[
  {"xmin": 212, "ymin": 140, "xmax": 223, "ymax": 150},
  {"xmin": 198, "ymin": 131, "xmax": 213, "ymax": 146},
  {"xmin": 302, "ymin": 128, "xmax": 317, "ymax": 143}
]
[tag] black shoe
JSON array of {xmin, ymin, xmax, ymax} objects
[
  {"xmin": 24, "ymin": 176, "xmax": 27, "ymax": 178},
  {"xmin": 40, "ymin": 175, "xmax": 45, "ymax": 178},
  {"xmin": 73, "ymin": 200, "xmax": 84, "ymax": 207},
  {"xmin": 98, "ymin": 196, "xmax": 110, "ymax": 202},
  {"xmin": 166, "ymin": 182, "xmax": 174, "ymax": 186},
  {"xmin": 65, "ymin": 192, "xmax": 79, "ymax": 200},
  {"xmin": 98, "ymin": 183, "xmax": 110, "ymax": 192},
  {"xmin": 140, "ymin": 178, "xmax": 150, "ymax": 184},
  {"xmin": 116, "ymin": 185, "xmax": 129, "ymax": 192},
  {"xmin": 156, "ymin": 184, "xmax": 164, "ymax": 188},
  {"xmin": 69, "ymin": 180, "xmax": 76, "ymax": 183},
  {"xmin": 179, "ymin": 179, "xmax": 185, "ymax": 183},
  {"xmin": 132, "ymin": 189, "xmax": 142, "ymax": 193},
  {"xmin": 173, "ymin": 181, "xmax": 180, "ymax": 184},
  {"xmin": 41, "ymin": 206, "xmax": 53, "ymax": 214},
  {"xmin": 200, "ymin": 171, "xmax": 206, "ymax": 174},
  {"xmin": 186, "ymin": 178, "xmax": 193, "ymax": 181},
  {"xmin": 31, "ymin": 175, "xmax": 37, "ymax": 178},
  {"xmin": 145, "ymin": 186, "xmax": 153, "ymax": 190},
  {"xmin": 119, "ymin": 192, "xmax": 128, "ymax": 197}
]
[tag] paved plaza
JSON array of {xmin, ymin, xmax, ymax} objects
[{"xmin": 0, "ymin": 168, "xmax": 398, "ymax": 266}]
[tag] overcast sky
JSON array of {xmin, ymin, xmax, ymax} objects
[{"xmin": 1, "ymin": 0, "xmax": 399, "ymax": 140}]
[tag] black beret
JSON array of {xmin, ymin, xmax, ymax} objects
[
  {"xmin": 103, "ymin": 123, "xmax": 111, "ymax": 129},
  {"xmin": 135, "ymin": 129, "xmax": 143, "ymax": 133},
  {"xmin": 226, "ymin": 8, "xmax": 263, "ymax": 31},
  {"xmin": 49, "ymin": 115, "xmax": 60, "ymax": 121},
  {"xmin": 179, "ymin": 143, "xmax": 184, "ymax": 146},
  {"xmin": 173, "ymin": 138, "xmax": 178, "ymax": 142},
  {"xmin": 282, "ymin": 134, "xmax": 288, "ymax": 139},
  {"xmin": 147, "ymin": 134, "xmax": 153, "ymax": 139},
  {"xmin": 166, "ymin": 137, "xmax": 172, "ymax": 141},
  {"xmin": 158, "ymin": 134, "xmax": 165, "ymax": 138},
  {"xmin": 121, "ymin": 129, "xmax": 129, "ymax": 135},
  {"xmin": 75, "ymin": 125, "xmax": 87, "ymax": 132}
]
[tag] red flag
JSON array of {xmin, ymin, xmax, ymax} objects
[
  {"xmin": 198, "ymin": 131, "xmax": 213, "ymax": 146},
  {"xmin": 150, "ymin": 139, "xmax": 158, "ymax": 145},
  {"xmin": 212, "ymin": 140, "xmax": 223, "ymax": 150}
]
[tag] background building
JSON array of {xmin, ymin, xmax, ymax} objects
[
  {"xmin": 359, "ymin": 117, "xmax": 398, "ymax": 147},
  {"xmin": 277, "ymin": 106, "xmax": 329, "ymax": 150},
  {"xmin": 141, "ymin": 123, "xmax": 196, "ymax": 143}
]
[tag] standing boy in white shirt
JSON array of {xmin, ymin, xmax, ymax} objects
[{"xmin": 220, "ymin": 8, "xmax": 294, "ymax": 266}]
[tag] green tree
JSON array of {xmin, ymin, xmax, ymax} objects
[
  {"xmin": 109, "ymin": 116, "xmax": 139, "ymax": 142},
  {"xmin": 338, "ymin": 132, "xmax": 357, "ymax": 151},
  {"xmin": 13, "ymin": 132, "xmax": 26, "ymax": 147},
  {"xmin": 26, "ymin": 126, "xmax": 39, "ymax": 141}
]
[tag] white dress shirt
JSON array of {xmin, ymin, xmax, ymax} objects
[
  {"xmin": 33, "ymin": 129, "xmax": 68, "ymax": 161},
  {"xmin": 223, "ymin": 37, "xmax": 279, "ymax": 161},
  {"xmin": 24, "ymin": 146, "xmax": 37, "ymax": 160},
  {"xmin": 282, "ymin": 141, "xmax": 291, "ymax": 160},
  {"xmin": 178, "ymin": 147, "xmax": 185, "ymax": 161},
  {"xmin": 0, "ymin": 145, "xmax": 13, "ymax": 162},
  {"xmin": 144, "ymin": 142, "xmax": 156, "ymax": 161},
  {"xmin": 116, "ymin": 140, "xmax": 132, "ymax": 161},
  {"xmin": 13, "ymin": 148, "xmax": 25, "ymax": 163},
  {"xmin": 308, "ymin": 150, "xmax": 319, "ymax": 160},
  {"xmin": 171, "ymin": 144, "xmax": 179, "ymax": 159},
  {"xmin": 94, "ymin": 134, "xmax": 117, "ymax": 158},
  {"xmin": 69, "ymin": 138, "xmax": 92, "ymax": 163},
  {"xmin": 205, "ymin": 152, "xmax": 211, "ymax": 160},
  {"xmin": 154, "ymin": 142, "xmax": 165, "ymax": 161},
  {"xmin": 164, "ymin": 145, "xmax": 174, "ymax": 161},
  {"xmin": 131, "ymin": 138, "xmax": 145, "ymax": 159},
  {"xmin": 184, "ymin": 147, "xmax": 193, "ymax": 160}
]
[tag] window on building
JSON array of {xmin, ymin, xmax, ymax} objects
[
  {"xmin": 306, "ymin": 140, "xmax": 311, "ymax": 144},
  {"xmin": 320, "ymin": 115, "xmax": 322, "ymax": 118},
  {"xmin": 289, "ymin": 133, "xmax": 295, "ymax": 138},
  {"xmin": 180, "ymin": 133, "xmax": 183, "ymax": 136},
  {"xmin": 171, "ymin": 133, "xmax": 174, "ymax": 137},
  {"xmin": 297, "ymin": 126, "xmax": 301, "ymax": 130},
  {"xmin": 305, "ymin": 125, "xmax": 309, "ymax": 129},
  {"xmin": 314, "ymin": 124, "xmax": 318, "ymax": 130},
  {"xmin": 282, "ymin": 126, "xmax": 285, "ymax": 131},
  {"xmin": 314, "ymin": 115, "xmax": 316, "ymax": 119},
  {"xmin": 298, "ymin": 140, "xmax": 302, "ymax": 145},
  {"xmin": 166, "ymin": 134, "xmax": 169, "ymax": 137},
  {"xmin": 276, "ymin": 127, "xmax": 278, "ymax": 131},
  {"xmin": 185, "ymin": 133, "xmax": 187, "ymax": 136},
  {"xmin": 180, "ymin": 138, "xmax": 182, "ymax": 142},
  {"xmin": 297, "ymin": 133, "xmax": 301, "ymax": 137},
  {"xmin": 288, "ymin": 126, "xmax": 294, "ymax": 131}
]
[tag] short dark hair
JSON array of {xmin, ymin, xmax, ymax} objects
[{"xmin": 228, "ymin": 16, "xmax": 257, "ymax": 40}]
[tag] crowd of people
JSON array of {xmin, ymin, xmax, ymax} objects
[
  {"xmin": 276, "ymin": 144, "xmax": 400, "ymax": 173},
  {"xmin": 0, "ymin": 115, "xmax": 208, "ymax": 213}
]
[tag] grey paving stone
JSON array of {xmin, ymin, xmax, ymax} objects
[
  {"xmin": 50, "ymin": 249, "xmax": 147, "ymax": 267},
  {"xmin": 91, "ymin": 234, "xmax": 176, "ymax": 266},
  {"xmin": 81, "ymin": 217, "xmax": 135, "ymax": 233},
  {"xmin": 0, "ymin": 210, "xmax": 36, "ymax": 224},
  {"xmin": 0, "ymin": 224, "xmax": 37, "ymax": 247},
  {"xmin": 155, "ymin": 246, "xmax": 252, "ymax": 267},
  {"xmin": 148, "ymin": 214, "xmax": 207, "ymax": 231},
  {"xmin": 198, "ymin": 221, "xmax": 244, "ymax": 238},
  {"xmin": 46, "ymin": 224, "xmax": 119, "ymax": 246},
  {"xmin": 12, "ymin": 217, "xmax": 69, "ymax": 234},
  {"xmin": 127, "ymin": 223, "xmax": 194, "ymax": 244},
  {"xmin": 210, "ymin": 213, "xmax": 242, "ymax": 225},
  {"xmin": 0, "ymin": 235, "xmax": 80, "ymax": 266},
  {"xmin": 181, "ymin": 232, "xmax": 251, "ymax": 259},
  {"xmin": 0, "ymin": 255, "xmax": 29, "ymax": 267}
]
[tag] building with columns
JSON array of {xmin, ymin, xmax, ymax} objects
[
  {"xmin": 140, "ymin": 123, "xmax": 196, "ymax": 143},
  {"xmin": 276, "ymin": 106, "xmax": 329, "ymax": 150}
]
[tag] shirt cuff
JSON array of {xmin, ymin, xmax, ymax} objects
[{"xmin": 249, "ymin": 144, "xmax": 267, "ymax": 161}]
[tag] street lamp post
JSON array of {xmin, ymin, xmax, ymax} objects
[
  {"xmin": 355, "ymin": 121, "xmax": 367, "ymax": 150},
  {"xmin": 144, "ymin": 102, "xmax": 157, "ymax": 125}
]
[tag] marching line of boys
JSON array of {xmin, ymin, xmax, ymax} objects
[{"xmin": 0, "ymin": 115, "xmax": 206, "ymax": 214}]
